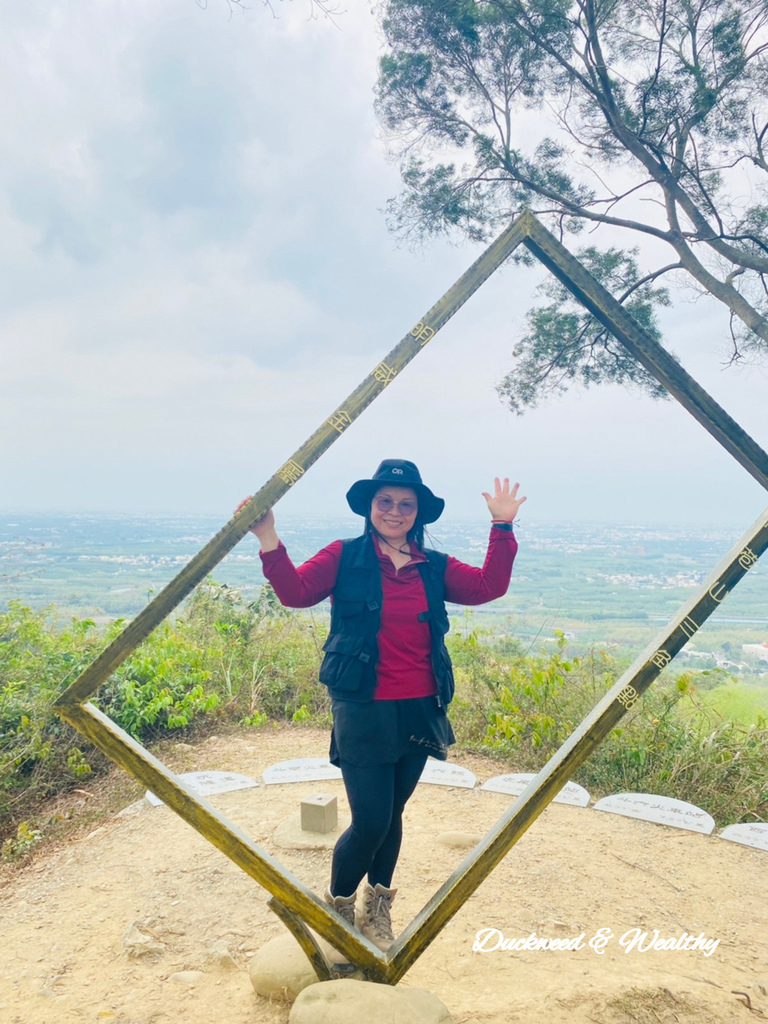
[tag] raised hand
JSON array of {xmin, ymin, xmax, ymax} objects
[
  {"xmin": 235, "ymin": 497, "xmax": 278, "ymax": 548},
  {"xmin": 481, "ymin": 478, "xmax": 527, "ymax": 523}
]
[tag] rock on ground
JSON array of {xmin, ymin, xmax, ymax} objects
[
  {"xmin": 289, "ymin": 979, "xmax": 452, "ymax": 1023},
  {"xmin": 204, "ymin": 938, "xmax": 239, "ymax": 970},
  {"xmin": 170, "ymin": 971, "xmax": 206, "ymax": 986},
  {"xmin": 122, "ymin": 921, "xmax": 165, "ymax": 959},
  {"xmin": 248, "ymin": 934, "xmax": 318, "ymax": 1001},
  {"xmin": 437, "ymin": 831, "xmax": 480, "ymax": 849}
]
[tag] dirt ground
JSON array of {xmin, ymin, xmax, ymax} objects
[{"xmin": 1, "ymin": 726, "xmax": 766, "ymax": 1024}]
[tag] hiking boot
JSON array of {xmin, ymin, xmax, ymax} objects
[
  {"xmin": 324, "ymin": 887, "xmax": 357, "ymax": 927},
  {"xmin": 317, "ymin": 888, "xmax": 358, "ymax": 971},
  {"xmin": 357, "ymin": 882, "xmax": 396, "ymax": 951}
]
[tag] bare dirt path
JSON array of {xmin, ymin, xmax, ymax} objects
[{"xmin": 1, "ymin": 726, "xmax": 765, "ymax": 1024}]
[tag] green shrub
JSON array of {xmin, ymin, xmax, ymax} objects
[
  {"xmin": 182, "ymin": 580, "xmax": 329, "ymax": 724},
  {"xmin": 450, "ymin": 627, "xmax": 768, "ymax": 825},
  {"xmin": 98, "ymin": 621, "xmax": 219, "ymax": 738},
  {"xmin": 0, "ymin": 585, "xmax": 329, "ymax": 843},
  {"xmin": 3, "ymin": 594, "xmax": 766, "ymax": 849},
  {"xmin": 1, "ymin": 821, "xmax": 42, "ymax": 861},
  {"xmin": 0, "ymin": 602, "xmax": 107, "ymax": 836}
]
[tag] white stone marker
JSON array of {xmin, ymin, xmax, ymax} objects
[
  {"xmin": 262, "ymin": 757, "xmax": 343, "ymax": 785},
  {"xmin": 718, "ymin": 823, "xmax": 768, "ymax": 852},
  {"xmin": 145, "ymin": 770, "xmax": 258, "ymax": 807},
  {"xmin": 481, "ymin": 773, "xmax": 591, "ymax": 807},
  {"xmin": 418, "ymin": 761, "xmax": 476, "ymax": 789},
  {"xmin": 593, "ymin": 793, "xmax": 715, "ymax": 834}
]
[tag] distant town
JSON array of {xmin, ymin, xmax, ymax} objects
[{"xmin": 1, "ymin": 512, "xmax": 766, "ymax": 682}]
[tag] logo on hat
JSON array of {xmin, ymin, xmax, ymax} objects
[{"xmin": 391, "ymin": 468, "xmax": 403, "ymax": 475}]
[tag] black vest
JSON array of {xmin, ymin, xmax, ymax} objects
[{"xmin": 318, "ymin": 534, "xmax": 455, "ymax": 707}]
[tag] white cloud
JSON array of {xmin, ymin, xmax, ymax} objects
[{"xmin": 1, "ymin": 1, "xmax": 766, "ymax": 525}]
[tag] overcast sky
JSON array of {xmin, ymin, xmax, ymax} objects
[{"xmin": 2, "ymin": 0, "xmax": 767, "ymax": 528}]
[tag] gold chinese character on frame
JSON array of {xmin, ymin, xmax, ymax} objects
[
  {"xmin": 616, "ymin": 684, "xmax": 640, "ymax": 710},
  {"xmin": 327, "ymin": 411, "xmax": 352, "ymax": 434},
  {"xmin": 708, "ymin": 580, "xmax": 728, "ymax": 603},
  {"xmin": 738, "ymin": 546, "xmax": 758, "ymax": 570},
  {"xmin": 679, "ymin": 615, "xmax": 698, "ymax": 639},
  {"xmin": 372, "ymin": 362, "xmax": 397, "ymax": 387},
  {"xmin": 277, "ymin": 459, "xmax": 305, "ymax": 486},
  {"xmin": 650, "ymin": 649, "xmax": 672, "ymax": 669},
  {"xmin": 409, "ymin": 321, "xmax": 436, "ymax": 346}
]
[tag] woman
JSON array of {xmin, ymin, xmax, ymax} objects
[{"xmin": 241, "ymin": 459, "xmax": 525, "ymax": 951}]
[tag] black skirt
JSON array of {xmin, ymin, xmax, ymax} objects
[{"xmin": 329, "ymin": 695, "xmax": 456, "ymax": 768}]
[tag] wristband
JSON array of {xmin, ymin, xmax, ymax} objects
[{"xmin": 491, "ymin": 521, "xmax": 514, "ymax": 531}]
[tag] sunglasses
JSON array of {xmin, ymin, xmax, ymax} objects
[{"xmin": 374, "ymin": 496, "xmax": 418, "ymax": 516}]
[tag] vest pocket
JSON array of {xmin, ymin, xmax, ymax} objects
[
  {"xmin": 319, "ymin": 633, "xmax": 368, "ymax": 692},
  {"xmin": 436, "ymin": 644, "xmax": 455, "ymax": 704},
  {"xmin": 333, "ymin": 585, "xmax": 366, "ymax": 618}
]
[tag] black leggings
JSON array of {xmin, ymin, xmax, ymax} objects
[{"xmin": 330, "ymin": 752, "xmax": 428, "ymax": 897}]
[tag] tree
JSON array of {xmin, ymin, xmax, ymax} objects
[{"xmin": 375, "ymin": 0, "xmax": 768, "ymax": 411}]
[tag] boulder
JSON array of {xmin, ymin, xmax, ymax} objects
[
  {"xmin": 289, "ymin": 979, "xmax": 452, "ymax": 1023},
  {"xmin": 248, "ymin": 934, "xmax": 317, "ymax": 1001}
]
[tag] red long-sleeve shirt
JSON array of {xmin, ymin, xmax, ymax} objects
[{"xmin": 260, "ymin": 527, "xmax": 517, "ymax": 700}]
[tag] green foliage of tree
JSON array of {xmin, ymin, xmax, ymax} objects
[
  {"xmin": 375, "ymin": 0, "xmax": 768, "ymax": 409},
  {"xmin": 498, "ymin": 246, "xmax": 672, "ymax": 410}
]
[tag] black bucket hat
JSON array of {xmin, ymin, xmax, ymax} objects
[{"xmin": 346, "ymin": 459, "xmax": 445, "ymax": 524}]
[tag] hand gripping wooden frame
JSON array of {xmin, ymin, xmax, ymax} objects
[{"xmin": 54, "ymin": 211, "xmax": 768, "ymax": 985}]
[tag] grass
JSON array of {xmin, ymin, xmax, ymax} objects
[{"xmin": 696, "ymin": 680, "xmax": 768, "ymax": 725}]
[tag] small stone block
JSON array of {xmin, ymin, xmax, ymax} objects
[{"xmin": 301, "ymin": 793, "xmax": 338, "ymax": 834}]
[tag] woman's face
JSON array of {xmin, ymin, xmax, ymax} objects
[{"xmin": 370, "ymin": 486, "xmax": 418, "ymax": 546}]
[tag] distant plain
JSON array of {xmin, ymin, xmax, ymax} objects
[{"xmin": 2, "ymin": 511, "xmax": 767, "ymax": 718}]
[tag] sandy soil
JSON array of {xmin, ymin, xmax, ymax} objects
[{"xmin": 1, "ymin": 726, "xmax": 766, "ymax": 1024}]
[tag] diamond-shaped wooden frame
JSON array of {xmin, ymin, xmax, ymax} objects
[{"xmin": 55, "ymin": 211, "xmax": 768, "ymax": 985}]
